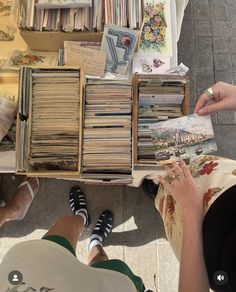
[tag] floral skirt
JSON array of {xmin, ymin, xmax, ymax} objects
[{"xmin": 155, "ymin": 155, "xmax": 236, "ymax": 260}]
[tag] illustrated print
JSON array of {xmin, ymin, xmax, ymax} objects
[
  {"xmin": 101, "ymin": 24, "xmax": 138, "ymax": 74},
  {"xmin": 11, "ymin": 53, "xmax": 46, "ymax": 66},
  {"xmin": 140, "ymin": 2, "xmax": 167, "ymax": 53}
]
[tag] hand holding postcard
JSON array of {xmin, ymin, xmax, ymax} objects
[{"xmin": 149, "ymin": 114, "xmax": 217, "ymax": 164}]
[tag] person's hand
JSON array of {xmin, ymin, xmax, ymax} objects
[
  {"xmin": 194, "ymin": 81, "xmax": 236, "ymax": 115},
  {"xmin": 158, "ymin": 161, "xmax": 203, "ymax": 221}
]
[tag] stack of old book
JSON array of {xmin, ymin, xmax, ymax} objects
[{"xmin": 82, "ymin": 79, "xmax": 133, "ymax": 182}]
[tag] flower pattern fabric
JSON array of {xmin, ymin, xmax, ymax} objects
[{"xmin": 155, "ymin": 155, "xmax": 236, "ymax": 261}]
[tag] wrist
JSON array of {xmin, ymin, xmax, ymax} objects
[{"xmin": 182, "ymin": 208, "xmax": 203, "ymax": 226}]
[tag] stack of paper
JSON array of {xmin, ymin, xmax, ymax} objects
[
  {"xmin": 82, "ymin": 80, "xmax": 133, "ymax": 179},
  {"xmin": 137, "ymin": 76, "xmax": 186, "ymax": 163},
  {"xmin": 17, "ymin": 0, "xmax": 144, "ymax": 32}
]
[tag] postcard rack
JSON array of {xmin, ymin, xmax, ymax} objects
[
  {"xmin": 133, "ymin": 74, "xmax": 189, "ymax": 165},
  {"xmin": 16, "ymin": 66, "xmax": 84, "ymax": 178}
]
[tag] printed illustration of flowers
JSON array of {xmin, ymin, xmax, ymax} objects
[
  {"xmin": 203, "ymin": 187, "xmax": 223, "ymax": 208},
  {"xmin": 199, "ymin": 161, "xmax": 218, "ymax": 176},
  {"xmin": 164, "ymin": 195, "xmax": 176, "ymax": 238},
  {"xmin": 140, "ymin": 2, "xmax": 167, "ymax": 52},
  {"xmin": 11, "ymin": 53, "xmax": 46, "ymax": 66},
  {"xmin": 189, "ymin": 155, "xmax": 220, "ymax": 177}
]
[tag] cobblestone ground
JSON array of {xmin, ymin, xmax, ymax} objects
[{"xmin": 179, "ymin": 0, "xmax": 236, "ymax": 161}]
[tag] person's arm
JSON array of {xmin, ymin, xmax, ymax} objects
[
  {"xmin": 158, "ymin": 161, "xmax": 209, "ymax": 292},
  {"xmin": 179, "ymin": 211, "xmax": 209, "ymax": 292},
  {"xmin": 194, "ymin": 81, "xmax": 236, "ymax": 115}
]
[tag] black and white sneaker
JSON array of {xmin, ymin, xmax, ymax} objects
[
  {"xmin": 89, "ymin": 210, "xmax": 113, "ymax": 250},
  {"xmin": 69, "ymin": 186, "xmax": 90, "ymax": 227}
]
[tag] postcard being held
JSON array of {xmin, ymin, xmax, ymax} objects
[{"xmin": 149, "ymin": 114, "xmax": 217, "ymax": 164}]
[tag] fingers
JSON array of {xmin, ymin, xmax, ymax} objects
[
  {"xmin": 179, "ymin": 160, "xmax": 192, "ymax": 179},
  {"xmin": 172, "ymin": 162, "xmax": 184, "ymax": 178},
  {"xmin": 158, "ymin": 175, "xmax": 172, "ymax": 193},
  {"xmin": 194, "ymin": 92, "xmax": 210, "ymax": 114},
  {"xmin": 164, "ymin": 165, "xmax": 175, "ymax": 177},
  {"xmin": 197, "ymin": 99, "xmax": 228, "ymax": 115}
]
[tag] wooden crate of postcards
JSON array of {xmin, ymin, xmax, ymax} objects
[
  {"xmin": 16, "ymin": 66, "xmax": 84, "ymax": 178},
  {"xmin": 133, "ymin": 74, "xmax": 189, "ymax": 165},
  {"xmin": 16, "ymin": 67, "xmax": 133, "ymax": 184}
]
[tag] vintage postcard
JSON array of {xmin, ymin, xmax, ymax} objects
[
  {"xmin": 139, "ymin": 0, "xmax": 172, "ymax": 55},
  {"xmin": 133, "ymin": 0, "xmax": 173, "ymax": 74},
  {"xmin": 0, "ymin": 1, "xmax": 27, "ymax": 68},
  {"xmin": 64, "ymin": 41, "xmax": 106, "ymax": 77},
  {"xmin": 149, "ymin": 114, "xmax": 217, "ymax": 163},
  {"xmin": 4, "ymin": 50, "xmax": 59, "ymax": 70},
  {"xmin": 133, "ymin": 53, "xmax": 170, "ymax": 74},
  {"xmin": 101, "ymin": 24, "xmax": 138, "ymax": 75}
]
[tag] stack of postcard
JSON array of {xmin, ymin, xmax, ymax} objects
[
  {"xmin": 16, "ymin": 67, "xmax": 81, "ymax": 173},
  {"xmin": 17, "ymin": 0, "xmax": 144, "ymax": 32},
  {"xmin": 82, "ymin": 79, "xmax": 133, "ymax": 181},
  {"xmin": 137, "ymin": 75, "xmax": 186, "ymax": 163},
  {"xmin": 149, "ymin": 114, "xmax": 217, "ymax": 164}
]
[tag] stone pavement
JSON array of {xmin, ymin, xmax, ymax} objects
[{"xmin": 1, "ymin": 1, "xmax": 236, "ymax": 291}]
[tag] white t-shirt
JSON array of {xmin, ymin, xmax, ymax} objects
[{"xmin": 0, "ymin": 240, "xmax": 136, "ymax": 292}]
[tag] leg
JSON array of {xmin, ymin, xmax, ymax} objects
[
  {"xmin": 0, "ymin": 177, "xmax": 39, "ymax": 227},
  {"xmin": 44, "ymin": 186, "xmax": 90, "ymax": 252},
  {"xmin": 43, "ymin": 215, "xmax": 84, "ymax": 251},
  {"xmin": 88, "ymin": 210, "xmax": 113, "ymax": 266},
  {"xmin": 88, "ymin": 244, "xmax": 109, "ymax": 266}
]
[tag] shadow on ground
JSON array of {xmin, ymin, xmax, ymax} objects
[{"xmin": 0, "ymin": 175, "xmax": 166, "ymax": 247}]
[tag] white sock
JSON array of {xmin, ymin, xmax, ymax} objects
[
  {"xmin": 75, "ymin": 209, "xmax": 88, "ymax": 226},
  {"xmin": 89, "ymin": 234, "xmax": 103, "ymax": 251}
]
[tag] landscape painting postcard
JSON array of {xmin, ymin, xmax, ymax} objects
[{"xmin": 149, "ymin": 114, "xmax": 217, "ymax": 164}]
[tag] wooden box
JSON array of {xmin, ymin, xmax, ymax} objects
[
  {"xmin": 133, "ymin": 74, "xmax": 190, "ymax": 165},
  {"xmin": 15, "ymin": 66, "xmax": 84, "ymax": 178}
]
